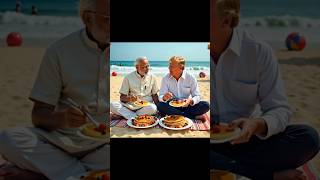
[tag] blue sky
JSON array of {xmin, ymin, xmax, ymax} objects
[{"xmin": 110, "ymin": 43, "xmax": 209, "ymax": 61}]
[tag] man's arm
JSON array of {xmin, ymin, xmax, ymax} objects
[
  {"xmin": 189, "ymin": 75, "xmax": 201, "ymax": 105},
  {"xmin": 120, "ymin": 94, "xmax": 136, "ymax": 103},
  {"xmin": 159, "ymin": 76, "xmax": 169, "ymax": 102},
  {"xmin": 151, "ymin": 94, "xmax": 159, "ymax": 105},
  {"xmin": 257, "ymin": 44, "xmax": 291, "ymax": 139},
  {"xmin": 32, "ymin": 100, "xmax": 87, "ymax": 131},
  {"xmin": 32, "ymin": 100, "xmax": 57, "ymax": 131}
]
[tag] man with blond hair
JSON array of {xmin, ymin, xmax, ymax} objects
[
  {"xmin": 0, "ymin": 0, "xmax": 109, "ymax": 179},
  {"xmin": 158, "ymin": 56, "xmax": 209, "ymax": 121},
  {"xmin": 110, "ymin": 56, "xmax": 159, "ymax": 120},
  {"xmin": 210, "ymin": 0, "xmax": 319, "ymax": 180}
]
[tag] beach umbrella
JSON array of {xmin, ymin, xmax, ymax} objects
[{"xmin": 6, "ymin": 32, "xmax": 23, "ymax": 47}]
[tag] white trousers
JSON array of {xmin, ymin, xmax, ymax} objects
[
  {"xmin": 110, "ymin": 101, "xmax": 157, "ymax": 120},
  {"xmin": 0, "ymin": 127, "xmax": 109, "ymax": 180}
]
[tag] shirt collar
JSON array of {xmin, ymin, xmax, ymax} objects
[
  {"xmin": 81, "ymin": 28, "xmax": 101, "ymax": 52},
  {"xmin": 170, "ymin": 70, "xmax": 186, "ymax": 80},
  {"xmin": 135, "ymin": 71, "xmax": 147, "ymax": 79},
  {"xmin": 226, "ymin": 28, "xmax": 241, "ymax": 56}
]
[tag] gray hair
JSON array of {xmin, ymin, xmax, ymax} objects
[
  {"xmin": 78, "ymin": 0, "xmax": 97, "ymax": 18},
  {"xmin": 135, "ymin": 56, "xmax": 148, "ymax": 66}
]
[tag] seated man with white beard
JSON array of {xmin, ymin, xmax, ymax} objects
[{"xmin": 110, "ymin": 57, "xmax": 159, "ymax": 120}]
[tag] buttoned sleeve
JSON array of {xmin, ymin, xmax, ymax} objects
[
  {"xmin": 119, "ymin": 76, "xmax": 130, "ymax": 95},
  {"xmin": 256, "ymin": 44, "xmax": 292, "ymax": 139},
  {"xmin": 190, "ymin": 75, "xmax": 201, "ymax": 105},
  {"xmin": 29, "ymin": 47, "xmax": 62, "ymax": 106},
  {"xmin": 159, "ymin": 75, "xmax": 169, "ymax": 102}
]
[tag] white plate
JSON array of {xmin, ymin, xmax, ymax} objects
[
  {"xmin": 127, "ymin": 117, "xmax": 159, "ymax": 129},
  {"xmin": 169, "ymin": 100, "xmax": 187, "ymax": 107},
  {"xmin": 77, "ymin": 126, "xmax": 109, "ymax": 142},
  {"xmin": 210, "ymin": 123, "xmax": 241, "ymax": 144},
  {"xmin": 158, "ymin": 116, "xmax": 193, "ymax": 130},
  {"xmin": 133, "ymin": 101, "xmax": 151, "ymax": 107}
]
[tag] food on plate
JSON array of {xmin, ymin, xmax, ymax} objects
[
  {"xmin": 80, "ymin": 170, "xmax": 109, "ymax": 180},
  {"xmin": 211, "ymin": 124, "xmax": 237, "ymax": 140},
  {"xmin": 133, "ymin": 100, "xmax": 150, "ymax": 107},
  {"xmin": 169, "ymin": 99, "xmax": 187, "ymax": 107},
  {"xmin": 132, "ymin": 115, "xmax": 157, "ymax": 127},
  {"xmin": 163, "ymin": 115, "xmax": 189, "ymax": 128},
  {"xmin": 81, "ymin": 123, "xmax": 108, "ymax": 139}
]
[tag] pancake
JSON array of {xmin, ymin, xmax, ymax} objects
[
  {"xmin": 132, "ymin": 115, "xmax": 157, "ymax": 127},
  {"xmin": 133, "ymin": 100, "xmax": 150, "ymax": 107},
  {"xmin": 163, "ymin": 115, "xmax": 189, "ymax": 128},
  {"xmin": 169, "ymin": 99, "xmax": 187, "ymax": 107}
]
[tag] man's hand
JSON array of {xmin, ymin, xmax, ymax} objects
[
  {"xmin": 127, "ymin": 95, "xmax": 137, "ymax": 102},
  {"xmin": 163, "ymin": 92, "xmax": 173, "ymax": 101},
  {"xmin": 229, "ymin": 118, "xmax": 267, "ymax": 145},
  {"xmin": 182, "ymin": 97, "xmax": 193, "ymax": 107},
  {"xmin": 53, "ymin": 105, "xmax": 88, "ymax": 128}
]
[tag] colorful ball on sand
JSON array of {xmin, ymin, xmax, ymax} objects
[
  {"xmin": 6, "ymin": 32, "xmax": 23, "ymax": 47},
  {"xmin": 286, "ymin": 32, "xmax": 306, "ymax": 51},
  {"xmin": 199, "ymin": 72, "xmax": 206, "ymax": 78},
  {"xmin": 111, "ymin": 71, "xmax": 117, "ymax": 76}
]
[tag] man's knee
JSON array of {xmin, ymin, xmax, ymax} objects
[
  {"xmin": 299, "ymin": 125, "xmax": 320, "ymax": 156},
  {"xmin": 199, "ymin": 101, "xmax": 210, "ymax": 112},
  {"xmin": 110, "ymin": 102, "xmax": 122, "ymax": 113},
  {"xmin": 0, "ymin": 127, "xmax": 38, "ymax": 162},
  {"xmin": 0, "ymin": 127, "xmax": 37, "ymax": 149},
  {"xmin": 157, "ymin": 102, "xmax": 168, "ymax": 112},
  {"xmin": 286, "ymin": 124, "xmax": 320, "ymax": 164}
]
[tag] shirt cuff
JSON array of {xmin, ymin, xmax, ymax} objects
[
  {"xmin": 191, "ymin": 96, "xmax": 200, "ymax": 106},
  {"xmin": 256, "ymin": 115, "xmax": 277, "ymax": 140},
  {"xmin": 159, "ymin": 95, "xmax": 166, "ymax": 102}
]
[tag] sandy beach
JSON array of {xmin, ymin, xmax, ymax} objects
[
  {"xmin": 0, "ymin": 47, "xmax": 45, "ymax": 130},
  {"xmin": 110, "ymin": 75, "xmax": 211, "ymax": 138}
]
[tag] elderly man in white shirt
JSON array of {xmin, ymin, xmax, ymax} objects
[
  {"xmin": 158, "ymin": 56, "xmax": 209, "ymax": 121},
  {"xmin": 110, "ymin": 57, "xmax": 159, "ymax": 120},
  {"xmin": 210, "ymin": 0, "xmax": 319, "ymax": 180},
  {"xmin": 0, "ymin": 0, "xmax": 109, "ymax": 179}
]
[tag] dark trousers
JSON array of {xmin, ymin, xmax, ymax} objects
[
  {"xmin": 157, "ymin": 101, "xmax": 210, "ymax": 119},
  {"xmin": 210, "ymin": 124, "xmax": 320, "ymax": 180}
]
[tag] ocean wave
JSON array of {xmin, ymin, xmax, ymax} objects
[
  {"xmin": 241, "ymin": 15, "xmax": 320, "ymax": 28},
  {"xmin": 110, "ymin": 65, "xmax": 210, "ymax": 76},
  {"xmin": 0, "ymin": 11, "xmax": 82, "ymax": 26},
  {"xmin": 0, "ymin": 11, "xmax": 83, "ymax": 38}
]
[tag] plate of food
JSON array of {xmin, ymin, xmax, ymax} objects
[
  {"xmin": 159, "ymin": 115, "xmax": 193, "ymax": 130},
  {"xmin": 78, "ymin": 123, "xmax": 109, "ymax": 142},
  {"xmin": 210, "ymin": 123, "xmax": 241, "ymax": 144},
  {"xmin": 67, "ymin": 170, "xmax": 110, "ymax": 180},
  {"xmin": 127, "ymin": 115, "xmax": 159, "ymax": 129},
  {"xmin": 133, "ymin": 100, "xmax": 150, "ymax": 107},
  {"xmin": 169, "ymin": 99, "xmax": 187, "ymax": 107}
]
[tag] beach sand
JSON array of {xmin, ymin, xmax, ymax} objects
[
  {"xmin": 110, "ymin": 75, "xmax": 211, "ymax": 138},
  {"xmin": 0, "ymin": 47, "xmax": 45, "ymax": 130},
  {"xmin": 276, "ymin": 49, "xmax": 320, "ymax": 172}
]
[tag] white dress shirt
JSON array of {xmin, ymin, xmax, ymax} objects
[
  {"xmin": 212, "ymin": 28, "xmax": 292, "ymax": 139},
  {"xmin": 159, "ymin": 71, "xmax": 201, "ymax": 105}
]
